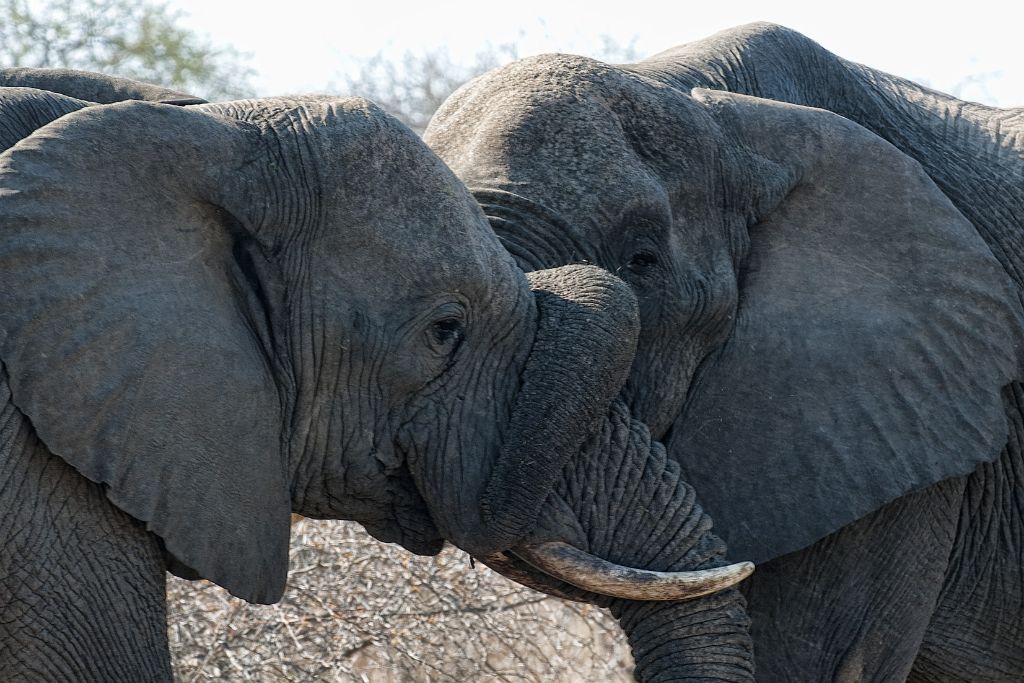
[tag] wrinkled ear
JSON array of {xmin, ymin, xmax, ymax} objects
[
  {"xmin": 0, "ymin": 101, "xmax": 290, "ymax": 603},
  {"xmin": 670, "ymin": 90, "xmax": 1024, "ymax": 563},
  {"xmin": 0, "ymin": 87, "xmax": 91, "ymax": 151}
]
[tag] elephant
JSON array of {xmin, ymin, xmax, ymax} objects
[
  {"xmin": 0, "ymin": 66, "xmax": 207, "ymax": 104},
  {"xmin": 0, "ymin": 79, "xmax": 755, "ymax": 681},
  {"xmin": 424, "ymin": 23, "xmax": 1024, "ymax": 681}
]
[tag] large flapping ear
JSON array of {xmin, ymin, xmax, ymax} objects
[
  {"xmin": 669, "ymin": 90, "xmax": 1024, "ymax": 563},
  {"xmin": 0, "ymin": 67, "xmax": 206, "ymax": 105},
  {"xmin": 0, "ymin": 101, "xmax": 290, "ymax": 603},
  {"xmin": 0, "ymin": 87, "xmax": 91, "ymax": 151}
]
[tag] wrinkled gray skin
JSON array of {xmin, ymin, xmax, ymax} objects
[
  {"xmin": 426, "ymin": 23, "xmax": 1024, "ymax": 681},
  {"xmin": 0, "ymin": 75, "xmax": 749, "ymax": 682},
  {"xmin": 0, "ymin": 67, "xmax": 207, "ymax": 104}
]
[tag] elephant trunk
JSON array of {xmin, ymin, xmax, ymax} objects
[
  {"xmin": 482, "ymin": 400, "xmax": 754, "ymax": 681},
  {"xmin": 581, "ymin": 404, "xmax": 753, "ymax": 681},
  {"xmin": 612, "ymin": 593, "xmax": 753, "ymax": 682},
  {"xmin": 480, "ymin": 265, "xmax": 641, "ymax": 551}
]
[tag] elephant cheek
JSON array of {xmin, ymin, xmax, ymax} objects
[
  {"xmin": 630, "ymin": 279, "xmax": 739, "ymax": 438},
  {"xmin": 625, "ymin": 339, "xmax": 700, "ymax": 439},
  {"xmin": 395, "ymin": 390, "xmax": 505, "ymax": 549},
  {"xmin": 405, "ymin": 265, "xmax": 641, "ymax": 558}
]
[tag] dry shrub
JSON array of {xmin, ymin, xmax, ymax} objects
[{"xmin": 167, "ymin": 518, "xmax": 634, "ymax": 682}]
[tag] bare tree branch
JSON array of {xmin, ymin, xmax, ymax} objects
[{"xmin": 168, "ymin": 519, "xmax": 634, "ymax": 682}]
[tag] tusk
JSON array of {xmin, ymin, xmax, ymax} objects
[{"xmin": 512, "ymin": 541, "xmax": 754, "ymax": 601}]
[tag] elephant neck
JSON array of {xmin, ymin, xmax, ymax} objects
[
  {"xmin": 829, "ymin": 70, "xmax": 1024, "ymax": 287},
  {"xmin": 739, "ymin": 34, "xmax": 1024, "ymax": 284}
]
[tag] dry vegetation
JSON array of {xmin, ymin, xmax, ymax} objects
[{"xmin": 167, "ymin": 518, "xmax": 633, "ymax": 682}]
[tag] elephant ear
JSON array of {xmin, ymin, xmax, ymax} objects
[
  {"xmin": 0, "ymin": 101, "xmax": 290, "ymax": 603},
  {"xmin": 0, "ymin": 87, "xmax": 90, "ymax": 151},
  {"xmin": 669, "ymin": 90, "xmax": 1024, "ymax": 563}
]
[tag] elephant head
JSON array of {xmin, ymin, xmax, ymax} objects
[
  {"xmin": 424, "ymin": 52, "xmax": 1024, "ymax": 573},
  {"xmin": 0, "ymin": 92, "xmax": 644, "ymax": 604},
  {"xmin": 0, "ymin": 84, "xmax": 754, "ymax": 675}
]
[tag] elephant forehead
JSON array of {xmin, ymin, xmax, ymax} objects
[
  {"xmin": 311, "ymin": 219, "xmax": 527, "ymax": 314},
  {"xmin": 430, "ymin": 67, "xmax": 719, "ymax": 239},
  {"xmin": 447, "ymin": 109, "xmax": 662, "ymax": 229},
  {"xmin": 206, "ymin": 96, "xmax": 498, "ymax": 245}
]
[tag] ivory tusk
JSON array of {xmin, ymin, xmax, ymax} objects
[{"xmin": 511, "ymin": 541, "xmax": 754, "ymax": 601}]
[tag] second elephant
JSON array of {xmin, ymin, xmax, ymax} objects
[{"xmin": 425, "ymin": 23, "xmax": 1024, "ymax": 681}]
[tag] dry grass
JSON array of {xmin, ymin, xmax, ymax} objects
[{"xmin": 167, "ymin": 518, "xmax": 634, "ymax": 682}]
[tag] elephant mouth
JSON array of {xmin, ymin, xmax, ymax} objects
[{"xmin": 483, "ymin": 542, "xmax": 753, "ymax": 602}]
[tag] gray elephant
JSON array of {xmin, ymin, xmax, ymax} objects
[
  {"xmin": 0, "ymin": 80, "xmax": 753, "ymax": 681},
  {"xmin": 0, "ymin": 66, "xmax": 207, "ymax": 104},
  {"xmin": 425, "ymin": 23, "xmax": 1024, "ymax": 681}
]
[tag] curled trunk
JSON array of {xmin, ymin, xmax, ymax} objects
[
  {"xmin": 483, "ymin": 399, "xmax": 754, "ymax": 681},
  {"xmin": 484, "ymin": 266, "xmax": 640, "ymax": 550}
]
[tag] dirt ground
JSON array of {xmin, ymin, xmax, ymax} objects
[{"xmin": 167, "ymin": 518, "xmax": 634, "ymax": 682}]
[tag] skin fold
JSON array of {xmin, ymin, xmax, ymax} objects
[
  {"xmin": 0, "ymin": 73, "xmax": 752, "ymax": 682},
  {"xmin": 425, "ymin": 23, "xmax": 1024, "ymax": 682}
]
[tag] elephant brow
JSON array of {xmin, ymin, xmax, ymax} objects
[{"xmin": 470, "ymin": 188, "xmax": 595, "ymax": 269}]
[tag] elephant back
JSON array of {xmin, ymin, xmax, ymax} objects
[{"xmin": 0, "ymin": 67, "xmax": 205, "ymax": 105}]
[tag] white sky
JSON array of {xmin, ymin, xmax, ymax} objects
[{"xmin": 170, "ymin": 0, "xmax": 1023, "ymax": 106}]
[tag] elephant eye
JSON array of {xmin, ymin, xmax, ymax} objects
[
  {"xmin": 426, "ymin": 307, "xmax": 466, "ymax": 356},
  {"xmin": 432, "ymin": 319, "xmax": 463, "ymax": 346},
  {"xmin": 626, "ymin": 250, "xmax": 659, "ymax": 271}
]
